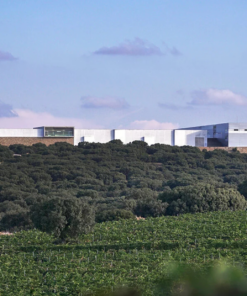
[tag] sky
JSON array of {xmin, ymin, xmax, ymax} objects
[{"xmin": 0, "ymin": 0, "xmax": 247, "ymax": 129}]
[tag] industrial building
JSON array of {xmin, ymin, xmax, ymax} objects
[
  {"xmin": 179, "ymin": 123, "xmax": 247, "ymax": 147},
  {"xmin": 0, "ymin": 123, "xmax": 246, "ymax": 148}
]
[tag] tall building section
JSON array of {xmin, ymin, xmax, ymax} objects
[{"xmin": 179, "ymin": 123, "xmax": 247, "ymax": 147}]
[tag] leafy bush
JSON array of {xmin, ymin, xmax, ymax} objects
[
  {"xmin": 238, "ymin": 180, "xmax": 247, "ymax": 198},
  {"xmin": 134, "ymin": 198, "xmax": 168, "ymax": 218},
  {"xmin": 31, "ymin": 196, "xmax": 95, "ymax": 238},
  {"xmin": 159, "ymin": 184, "xmax": 247, "ymax": 215}
]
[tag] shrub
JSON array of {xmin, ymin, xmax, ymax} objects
[
  {"xmin": 31, "ymin": 196, "xmax": 95, "ymax": 238},
  {"xmin": 159, "ymin": 184, "xmax": 247, "ymax": 215}
]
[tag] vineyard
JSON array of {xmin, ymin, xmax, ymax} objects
[{"xmin": 1, "ymin": 211, "xmax": 247, "ymax": 295}]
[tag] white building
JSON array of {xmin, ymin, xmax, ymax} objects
[
  {"xmin": 179, "ymin": 123, "xmax": 247, "ymax": 147},
  {"xmin": 1, "ymin": 123, "xmax": 247, "ymax": 147},
  {"xmin": 0, "ymin": 126, "xmax": 208, "ymax": 147}
]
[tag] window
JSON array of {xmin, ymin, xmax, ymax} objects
[
  {"xmin": 245, "ymin": 129, "xmax": 247, "ymax": 131},
  {"xmin": 195, "ymin": 137, "xmax": 204, "ymax": 147},
  {"xmin": 234, "ymin": 129, "xmax": 238, "ymax": 131},
  {"xmin": 44, "ymin": 127, "xmax": 74, "ymax": 137}
]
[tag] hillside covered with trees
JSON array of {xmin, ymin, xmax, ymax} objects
[{"xmin": 1, "ymin": 141, "xmax": 247, "ymax": 233}]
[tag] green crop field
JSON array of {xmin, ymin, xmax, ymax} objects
[{"xmin": 1, "ymin": 211, "xmax": 247, "ymax": 295}]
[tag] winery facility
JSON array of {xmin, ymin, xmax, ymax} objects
[{"xmin": 0, "ymin": 123, "xmax": 246, "ymax": 147}]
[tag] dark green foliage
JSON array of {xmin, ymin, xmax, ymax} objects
[
  {"xmin": 0, "ymin": 201, "xmax": 31, "ymax": 230},
  {"xmin": 31, "ymin": 196, "xmax": 95, "ymax": 238},
  {"xmin": 0, "ymin": 145, "xmax": 13, "ymax": 159},
  {"xmin": 134, "ymin": 198, "xmax": 168, "ymax": 218},
  {"xmin": 238, "ymin": 180, "xmax": 247, "ymax": 198},
  {"xmin": 9, "ymin": 144, "xmax": 32, "ymax": 155},
  {"xmin": 76, "ymin": 189, "xmax": 99, "ymax": 199},
  {"xmin": 159, "ymin": 184, "xmax": 247, "ymax": 215},
  {"xmin": 96, "ymin": 209, "xmax": 135, "ymax": 223},
  {"xmin": 125, "ymin": 188, "xmax": 158, "ymax": 200},
  {"xmin": 1, "ymin": 141, "xmax": 247, "ymax": 231}
]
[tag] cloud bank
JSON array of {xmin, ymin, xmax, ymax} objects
[
  {"xmin": 0, "ymin": 108, "xmax": 178, "ymax": 131},
  {"xmin": 0, "ymin": 50, "xmax": 17, "ymax": 61},
  {"xmin": 0, "ymin": 109, "xmax": 101, "ymax": 128},
  {"xmin": 81, "ymin": 96, "xmax": 129, "ymax": 110},
  {"xmin": 94, "ymin": 38, "xmax": 163, "ymax": 56},
  {"xmin": 129, "ymin": 120, "xmax": 178, "ymax": 129},
  {"xmin": 190, "ymin": 89, "xmax": 247, "ymax": 106},
  {"xmin": 159, "ymin": 89, "xmax": 247, "ymax": 110}
]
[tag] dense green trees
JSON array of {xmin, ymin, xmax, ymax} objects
[
  {"xmin": 159, "ymin": 184, "xmax": 247, "ymax": 215},
  {"xmin": 0, "ymin": 141, "xmax": 247, "ymax": 232},
  {"xmin": 0, "ymin": 201, "xmax": 31, "ymax": 230},
  {"xmin": 238, "ymin": 180, "xmax": 247, "ymax": 198},
  {"xmin": 134, "ymin": 198, "xmax": 168, "ymax": 217},
  {"xmin": 31, "ymin": 196, "xmax": 94, "ymax": 238}
]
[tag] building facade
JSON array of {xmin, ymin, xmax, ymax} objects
[
  {"xmin": 0, "ymin": 123, "xmax": 245, "ymax": 148},
  {"xmin": 180, "ymin": 123, "xmax": 247, "ymax": 147}
]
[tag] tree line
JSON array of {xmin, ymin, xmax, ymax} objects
[{"xmin": 0, "ymin": 140, "xmax": 247, "ymax": 237}]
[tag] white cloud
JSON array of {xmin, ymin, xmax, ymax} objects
[
  {"xmin": 94, "ymin": 38, "xmax": 163, "ymax": 56},
  {"xmin": 129, "ymin": 120, "xmax": 178, "ymax": 129},
  {"xmin": 191, "ymin": 89, "xmax": 247, "ymax": 106},
  {"xmin": 0, "ymin": 109, "xmax": 101, "ymax": 128},
  {"xmin": 81, "ymin": 96, "xmax": 129, "ymax": 110}
]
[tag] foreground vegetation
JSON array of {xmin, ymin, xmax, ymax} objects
[
  {"xmin": 2, "ymin": 142, "xmax": 247, "ymax": 293},
  {"xmin": 1, "ymin": 141, "xmax": 247, "ymax": 232},
  {"xmin": 1, "ymin": 211, "xmax": 247, "ymax": 295}
]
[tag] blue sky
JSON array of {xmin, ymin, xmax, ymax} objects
[{"xmin": 0, "ymin": 0, "xmax": 247, "ymax": 128}]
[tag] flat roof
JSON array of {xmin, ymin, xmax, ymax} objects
[{"xmin": 34, "ymin": 126, "xmax": 74, "ymax": 129}]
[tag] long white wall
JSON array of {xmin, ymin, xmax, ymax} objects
[
  {"xmin": 74, "ymin": 129, "xmax": 174, "ymax": 146},
  {"xmin": 174, "ymin": 130, "xmax": 207, "ymax": 147},
  {"xmin": 228, "ymin": 132, "xmax": 247, "ymax": 147},
  {"xmin": 74, "ymin": 129, "xmax": 208, "ymax": 146},
  {"xmin": 0, "ymin": 127, "xmax": 208, "ymax": 147},
  {"xmin": 114, "ymin": 129, "xmax": 174, "ymax": 145},
  {"xmin": 0, "ymin": 128, "xmax": 43, "ymax": 137},
  {"xmin": 74, "ymin": 129, "xmax": 113, "ymax": 145},
  {"xmin": 228, "ymin": 123, "xmax": 247, "ymax": 147}
]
